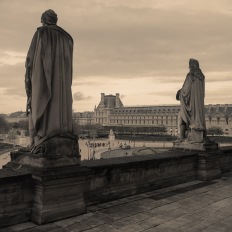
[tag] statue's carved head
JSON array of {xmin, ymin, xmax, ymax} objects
[
  {"xmin": 41, "ymin": 9, "xmax": 58, "ymax": 25},
  {"xmin": 189, "ymin": 58, "xmax": 204, "ymax": 80},
  {"xmin": 189, "ymin": 58, "xmax": 199, "ymax": 70}
]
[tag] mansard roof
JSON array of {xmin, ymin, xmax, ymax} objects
[
  {"xmin": 112, "ymin": 105, "xmax": 180, "ymax": 114},
  {"xmin": 97, "ymin": 94, "xmax": 123, "ymax": 109},
  {"xmin": 205, "ymin": 104, "xmax": 232, "ymax": 116},
  {"xmin": 110, "ymin": 104, "xmax": 232, "ymax": 116}
]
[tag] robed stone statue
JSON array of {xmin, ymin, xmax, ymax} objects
[
  {"xmin": 176, "ymin": 58, "xmax": 206, "ymax": 143},
  {"xmin": 25, "ymin": 9, "xmax": 78, "ymax": 156}
]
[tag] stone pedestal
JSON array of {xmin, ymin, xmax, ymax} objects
[
  {"xmin": 5, "ymin": 160, "xmax": 90, "ymax": 225},
  {"xmin": 0, "ymin": 169, "xmax": 33, "ymax": 228},
  {"xmin": 4, "ymin": 136, "xmax": 91, "ymax": 225},
  {"xmin": 173, "ymin": 137, "xmax": 218, "ymax": 151},
  {"xmin": 173, "ymin": 140, "xmax": 206, "ymax": 151},
  {"xmin": 11, "ymin": 136, "xmax": 81, "ymax": 168},
  {"xmin": 31, "ymin": 165, "xmax": 90, "ymax": 224},
  {"xmin": 191, "ymin": 129, "xmax": 204, "ymax": 143},
  {"xmin": 10, "ymin": 151, "xmax": 81, "ymax": 168},
  {"xmin": 173, "ymin": 136, "xmax": 221, "ymax": 181},
  {"xmin": 197, "ymin": 152, "xmax": 222, "ymax": 181}
]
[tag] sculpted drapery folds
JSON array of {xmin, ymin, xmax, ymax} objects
[
  {"xmin": 176, "ymin": 59, "xmax": 206, "ymax": 142},
  {"xmin": 25, "ymin": 9, "xmax": 74, "ymax": 152}
]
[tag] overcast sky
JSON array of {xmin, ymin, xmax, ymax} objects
[{"xmin": 0, "ymin": 0, "xmax": 232, "ymax": 113}]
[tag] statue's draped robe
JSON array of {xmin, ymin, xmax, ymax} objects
[
  {"xmin": 26, "ymin": 25, "xmax": 73, "ymax": 146},
  {"xmin": 179, "ymin": 72, "xmax": 206, "ymax": 132}
]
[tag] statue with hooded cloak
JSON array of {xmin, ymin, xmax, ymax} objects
[
  {"xmin": 173, "ymin": 58, "xmax": 218, "ymax": 151},
  {"xmin": 175, "ymin": 58, "xmax": 206, "ymax": 143},
  {"xmin": 24, "ymin": 9, "xmax": 79, "ymax": 157}
]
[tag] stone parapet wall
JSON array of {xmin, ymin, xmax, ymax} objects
[
  {"xmin": 218, "ymin": 146, "xmax": 232, "ymax": 173},
  {"xmin": 1, "ymin": 148, "xmax": 232, "ymax": 227},
  {"xmin": 83, "ymin": 151, "xmax": 197, "ymax": 205},
  {"xmin": 0, "ymin": 169, "xmax": 33, "ymax": 228}
]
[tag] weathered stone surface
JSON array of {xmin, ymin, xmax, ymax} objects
[
  {"xmin": 173, "ymin": 138, "xmax": 218, "ymax": 151},
  {"xmin": 6, "ymin": 162, "xmax": 91, "ymax": 225},
  {"xmin": 31, "ymin": 136, "xmax": 79, "ymax": 157},
  {"xmin": 83, "ymin": 150, "xmax": 198, "ymax": 205},
  {"xmin": 0, "ymin": 169, "xmax": 33, "ymax": 228},
  {"xmin": 176, "ymin": 59, "xmax": 206, "ymax": 143},
  {"xmin": 31, "ymin": 174, "xmax": 87, "ymax": 225},
  {"xmin": 1, "ymin": 147, "xmax": 232, "ymax": 228},
  {"xmin": 9, "ymin": 138, "xmax": 80, "ymax": 169},
  {"xmin": 197, "ymin": 151, "xmax": 222, "ymax": 181},
  {"xmin": 191, "ymin": 129, "xmax": 204, "ymax": 143},
  {"xmin": 219, "ymin": 146, "xmax": 232, "ymax": 173},
  {"xmin": 25, "ymin": 10, "xmax": 74, "ymax": 152},
  {"xmin": 9, "ymin": 152, "xmax": 80, "ymax": 168},
  {"xmin": 5, "ymin": 175, "xmax": 232, "ymax": 232}
]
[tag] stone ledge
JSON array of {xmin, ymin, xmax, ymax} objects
[
  {"xmin": 5, "ymin": 162, "xmax": 90, "ymax": 181},
  {"xmin": 173, "ymin": 140, "xmax": 218, "ymax": 151},
  {"xmin": 1, "ymin": 147, "xmax": 232, "ymax": 227},
  {"xmin": 9, "ymin": 151, "xmax": 81, "ymax": 169},
  {"xmin": 82, "ymin": 150, "xmax": 197, "ymax": 168}
]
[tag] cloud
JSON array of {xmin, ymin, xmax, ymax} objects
[
  {"xmin": 3, "ymin": 87, "xmax": 26, "ymax": 98},
  {"xmin": 0, "ymin": 0, "xmax": 232, "ymax": 113},
  {"xmin": 2, "ymin": 0, "xmax": 231, "ymax": 79},
  {"xmin": 0, "ymin": 50, "xmax": 26, "ymax": 66},
  {"xmin": 72, "ymin": 79, "xmax": 100, "ymax": 86},
  {"xmin": 73, "ymin": 4, "xmax": 232, "ymax": 80},
  {"xmin": 73, "ymin": 91, "xmax": 92, "ymax": 101},
  {"xmin": 96, "ymin": 0, "xmax": 232, "ymax": 13},
  {"xmin": 0, "ymin": 63, "xmax": 25, "ymax": 89}
]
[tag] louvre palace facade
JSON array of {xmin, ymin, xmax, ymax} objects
[{"xmin": 74, "ymin": 93, "xmax": 232, "ymax": 136}]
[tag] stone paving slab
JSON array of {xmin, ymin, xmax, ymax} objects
[{"xmin": 2, "ymin": 172, "xmax": 232, "ymax": 232}]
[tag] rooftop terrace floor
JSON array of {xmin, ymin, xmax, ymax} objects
[{"xmin": 2, "ymin": 172, "xmax": 232, "ymax": 232}]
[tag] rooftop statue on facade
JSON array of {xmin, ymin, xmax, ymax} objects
[{"xmin": 24, "ymin": 9, "xmax": 79, "ymax": 157}]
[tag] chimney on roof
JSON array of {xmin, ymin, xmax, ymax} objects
[
  {"xmin": 115, "ymin": 93, "xmax": 120, "ymax": 108},
  {"xmin": 101, "ymin": 93, "xmax": 105, "ymax": 103}
]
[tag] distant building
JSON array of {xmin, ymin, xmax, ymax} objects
[
  {"xmin": 92, "ymin": 93, "xmax": 232, "ymax": 136},
  {"xmin": 205, "ymin": 104, "xmax": 232, "ymax": 136},
  {"xmin": 73, "ymin": 111, "xmax": 95, "ymax": 125},
  {"xmin": 94, "ymin": 93, "xmax": 123, "ymax": 125},
  {"xmin": 5, "ymin": 111, "xmax": 27, "ymax": 123},
  {"xmin": 10, "ymin": 93, "xmax": 227, "ymax": 136},
  {"xmin": 94, "ymin": 93, "xmax": 179, "ymax": 135}
]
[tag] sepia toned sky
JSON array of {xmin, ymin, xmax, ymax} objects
[{"xmin": 0, "ymin": 0, "xmax": 232, "ymax": 114}]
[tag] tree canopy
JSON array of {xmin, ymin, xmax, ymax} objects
[
  {"xmin": 207, "ymin": 126, "xmax": 224, "ymax": 136},
  {"xmin": 0, "ymin": 116, "xmax": 10, "ymax": 134}
]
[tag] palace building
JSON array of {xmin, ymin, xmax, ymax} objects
[
  {"xmin": 76, "ymin": 93, "xmax": 232, "ymax": 136},
  {"xmin": 73, "ymin": 111, "xmax": 95, "ymax": 126}
]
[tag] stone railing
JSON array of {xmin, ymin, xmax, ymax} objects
[
  {"xmin": 0, "ymin": 169, "xmax": 33, "ymax": 227},
  {"xmin": 83, "ymin": 151, "xmax": 197, "ymax": 205},
  {"xmin": 1, "ymin": 147, "xmax": 232, "ymax": 227}
]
